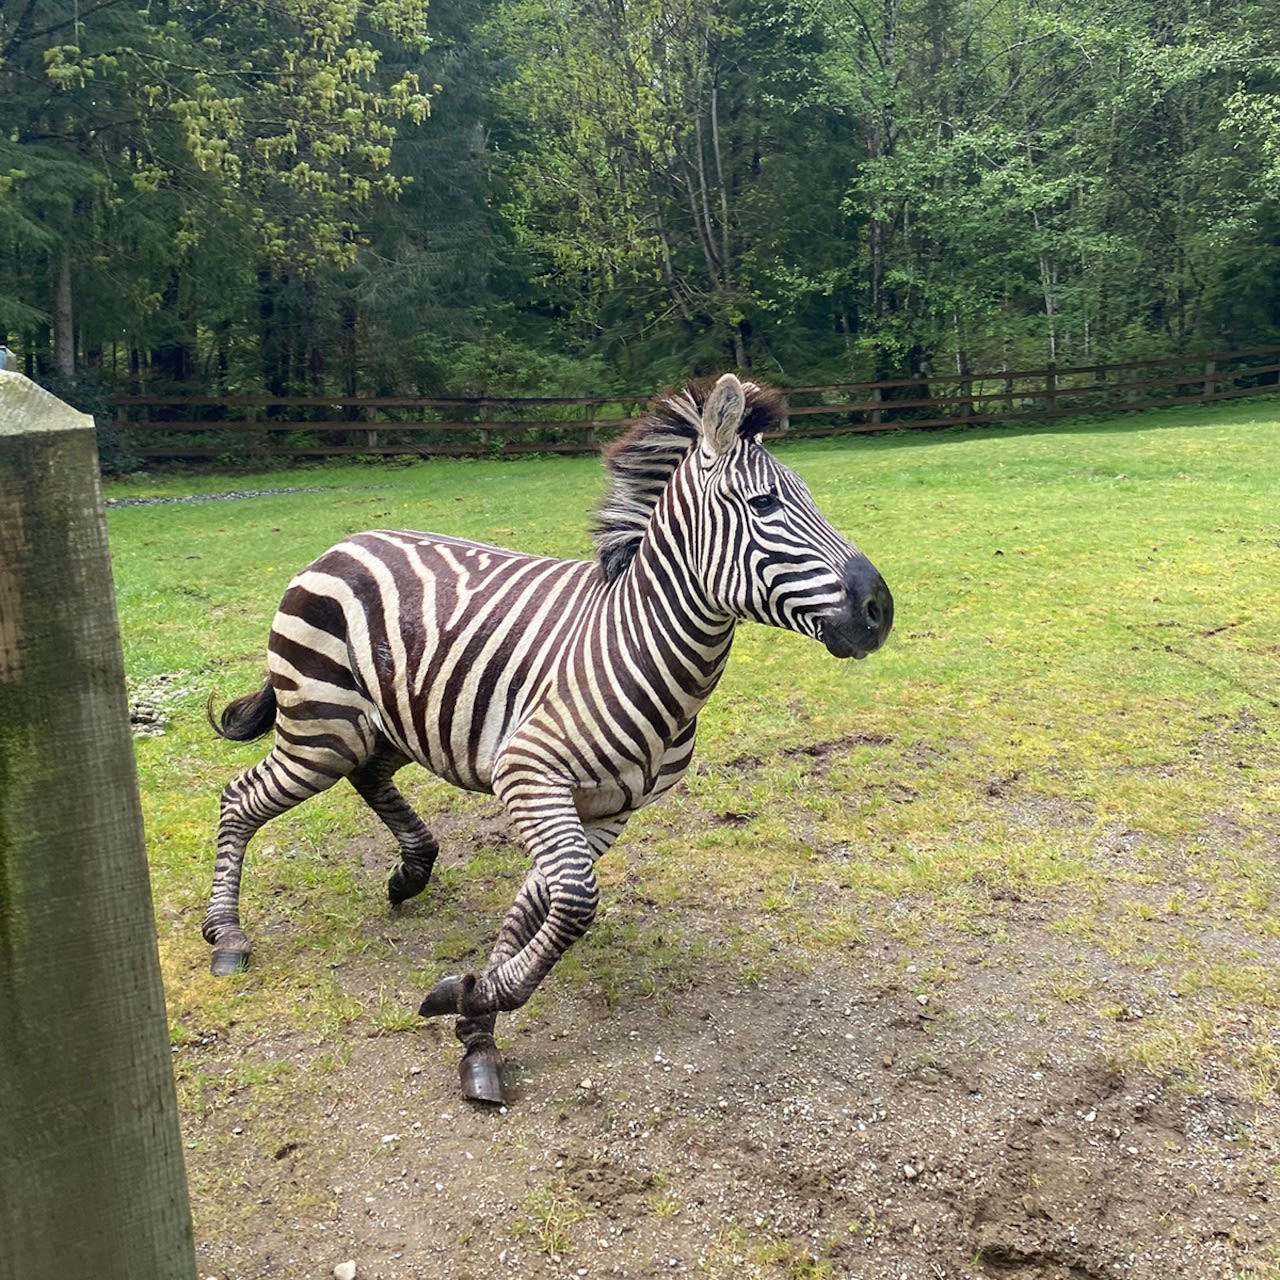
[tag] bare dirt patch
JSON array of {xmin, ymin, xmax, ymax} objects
[{"xmin": 182, "ymin": 911, "xmax": 1277, "ymax": 1280}]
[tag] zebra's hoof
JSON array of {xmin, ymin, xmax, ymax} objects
[
  {"xmin": 418, "ymin": 975, "xmax": 461, "ymax": 1018},
  {"xmin": 460, "ymin": 1043, "xmax": 507, "ymax": 1106},
  {"xmin": 210, "ymin": 947, "xmax": 250, "ymax": 977},
  {"xmin": 388, "ymin": 865, "xmax": 430, "ymax": 907}
]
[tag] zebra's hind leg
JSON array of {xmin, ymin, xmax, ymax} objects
[
  {"xmin": 347, "ymin": 741, "xmax": 439, "ymax": 906},
  {"xmin": 204, "ymin": 744, "xmax": 355, "ymax": 975}
]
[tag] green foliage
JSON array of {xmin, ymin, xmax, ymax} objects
[
  {"xmin": 167, "ymin": 0, "xmax": 432, "ymax": 271},
  {"xmin": 485, "ymin": 0, "xmax": 846, "ymax": 376},
  {"xmin": 788, "ymin": 0, "xmax": 1280, "ymax": 371},
  {"xmin": 4, "ymin": 0, "xmax": 1280, "ymax": 391},
  {"xmin": 471, "ymin": 0, "xmax": 1280, "ymax": 379},
  {"xmin": 0, "ymin": 0, "xmax": 431, "ymax": 375},
  {"xmin": 433, "ymin": 336, "xmax": 616, "ymax": 397}
]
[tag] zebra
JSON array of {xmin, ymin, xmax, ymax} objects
[{"xmin": 205, "ymin": 373, "xmax": 893, "ymax": 1104}]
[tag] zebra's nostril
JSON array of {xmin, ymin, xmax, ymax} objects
[{"xmin": 865, "ymin": 597, "xmax": 881, "ymax": 628}]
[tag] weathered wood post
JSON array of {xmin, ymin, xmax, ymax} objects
[
  {"xmin": 1044, "ymin": 361, "xmax": 1058, "ymax": 418},
  {"xmin": 0, "ymin": 373, "xmax": 197, "ymax": 1280}
]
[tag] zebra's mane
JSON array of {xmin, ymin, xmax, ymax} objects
[{"xmin": 591, "ymin": 379, "xmax": 784, "ymax": 582}]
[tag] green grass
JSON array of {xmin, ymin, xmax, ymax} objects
[{"xmin": 107, "ymin": 398, "xmax": 1280, "ymax": 1087}]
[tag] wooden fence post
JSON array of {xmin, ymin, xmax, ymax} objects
[
  {"xmin": 1044, "ymin": 362, "xmax": 1058, "ymax": 418},
  {"xmin": 0, "ymin": 373, "xmax": 197, "ymax": 1280},
  {"xmin": 1203, "ymin": 358, "xmax": 1217, "ymax": 402}
]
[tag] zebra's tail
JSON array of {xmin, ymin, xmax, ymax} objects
[{"xmin": 207, "ymin": 680, "xmax": 277, "ymax": 741}]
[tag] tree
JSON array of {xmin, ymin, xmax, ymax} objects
[
  {"xmin": 8, "ymin": 0, "xmax": 1280, "ymax": 395},
  {"xmin": 783, "ymin": 0, "xmax": 1280, "ymax": 374},
  {"xmin": 488, "ymin": 0, "xmax": 835, "ymax": 373},
  {"xmin": 0, "ymin": 0, "xmax": 432, "ymax": 382}
]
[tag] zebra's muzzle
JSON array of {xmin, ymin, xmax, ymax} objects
[{"xmin": 820, "ymin": 555, "xmax": 894, "ymax": 659}]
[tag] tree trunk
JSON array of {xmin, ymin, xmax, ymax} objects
[
  {"xmin": 0, "ymin": 373, "xmax": 197, "ymax": 1280},
  {"xmin": 154, "ymin": 272, "xmax": 194, "ymax": 389},
  {"xmin": 53, "ymin": 252, "xmax": 75, "ymax": 379},
  {"xmin": 1039, "ymin": 250, "xmax": 1058, "ymax": 363},
  {"xmin": 340, "ymin": 295, "xmax": 359, "ymax": 398},
  {"xmin": 259, "ymin": 272, "xmax": 290, "ymax": 396},
  {"xmin": 866, "ymin": 0, "xmax": 899, "ymax": 335}
]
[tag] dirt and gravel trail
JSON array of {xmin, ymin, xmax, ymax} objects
[{"xmin": 183, "ymin": 905, "xmax": 1276, "ymax": 1280}]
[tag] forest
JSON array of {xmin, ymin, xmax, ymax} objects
[{"xmin": 4, "ymin": 0, "xmax": 1280, "ymax": 404}]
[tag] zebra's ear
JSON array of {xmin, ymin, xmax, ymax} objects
[{"xmin": 699, "ymin": 373, "xmax": 747, "ymax": 460}]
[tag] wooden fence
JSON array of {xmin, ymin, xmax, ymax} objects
[{"xmin": 106, "ymin": 345, "xmax": 1280, "ymax": 461}]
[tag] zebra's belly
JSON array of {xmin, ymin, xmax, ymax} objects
[
  {"xmin": 375, "ymin": 667, "xmax": 543, "ymax": 795},
  {"xmin": 398, "ymin": 719, "xmax": 502, "ymax": 795},
  {"xmin": 570, "ymin": 756, "xmax": 687, "ymax": 824},
  {"xmin": 572, "ymin": 779, "xmax": 632, "ymax": 824}
]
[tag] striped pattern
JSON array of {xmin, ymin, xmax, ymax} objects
[{"xmin": 204, "ymin": 374, "xmax": 892, "ymax": 1046}]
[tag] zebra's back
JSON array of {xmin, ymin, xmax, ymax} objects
[{"xmin": 268, "ymin": 529, "xmax": 604, "ymax": 793}]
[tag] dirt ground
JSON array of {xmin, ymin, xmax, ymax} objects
[{"xmin": 182, "ymin": 886, "xmax": 1277, "ymax": 1280}]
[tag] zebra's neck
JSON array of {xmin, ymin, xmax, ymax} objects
[{"xmin": 600, "ymin": 468, "xmax": 738, "ymax": 726}]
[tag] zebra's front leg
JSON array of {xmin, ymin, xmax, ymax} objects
[
  {"xmin": 420, "ymin": 851, "xmax": 596, "ymax": 1077},
  {"xmin": 446, "ymin": 866, "xmax": 553, "ymax": 1104},
  {"xmin": 421, "ymin": 815, "xmax": 625, "ymax": 1104}
]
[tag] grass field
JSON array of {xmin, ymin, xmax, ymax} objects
[{"xmin": 104, "ymin": 399, "xmax": 1280, "ymax": 1276}]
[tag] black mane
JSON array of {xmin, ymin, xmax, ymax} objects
[{"xmin": 591, "ymin": 379, "xmax": 784, "ymax": 582}]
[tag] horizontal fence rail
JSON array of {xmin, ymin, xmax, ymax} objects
[{"xmin": 105, "ymin": 346, "xmax": 1280, "ymax": 461}]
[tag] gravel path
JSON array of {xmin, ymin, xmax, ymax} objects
[{"xmin": 106, "ymin": 486, "xmax": 337, "ymax": 508}]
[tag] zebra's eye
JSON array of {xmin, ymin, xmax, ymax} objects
[{"xmin": 747, "ymin": 490, "xmax": 781, "ymax": 516}]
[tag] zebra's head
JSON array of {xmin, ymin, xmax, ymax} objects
[{"xmin": 686, "ymin": 373, "xmax": 893, "ymax": 659}]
